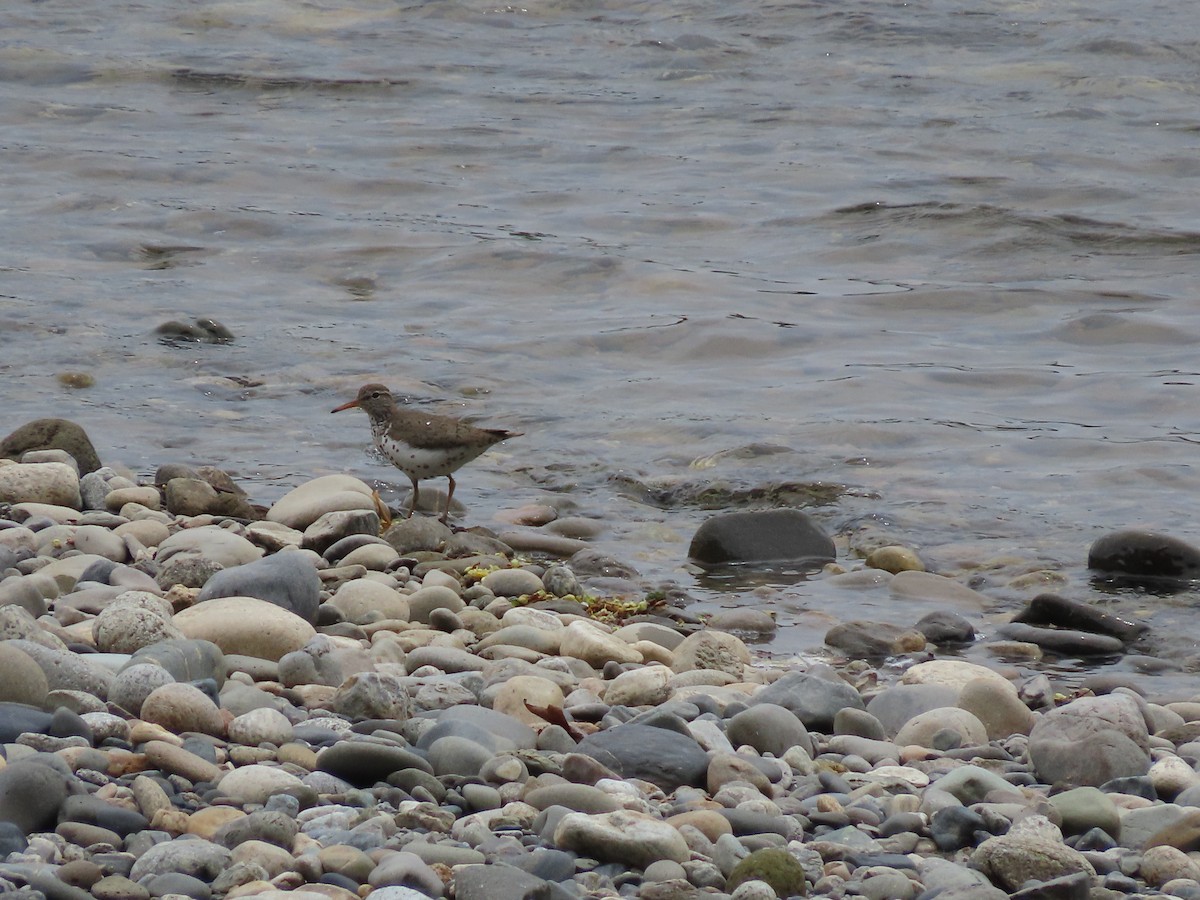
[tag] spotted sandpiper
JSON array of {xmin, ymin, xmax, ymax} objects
[{"xmin": 331, "ymin": 382, "xmax": 521, "ymax": 524}]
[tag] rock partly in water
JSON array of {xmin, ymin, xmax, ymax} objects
[
  {"xmin": 0, "ymin": 419, "xmax": 102, "ymax": 474},
  {"xmin": 688, "ymin": 509, "xmax": 835, "ymax": 567},
  {"xmin": 1088, "ymin": 530, "xmax": 1200, "ymax": 582}
]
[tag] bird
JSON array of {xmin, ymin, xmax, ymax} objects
[{"xmin": 331, "ymin": 382, "xmax": 520, "ymax": 524}]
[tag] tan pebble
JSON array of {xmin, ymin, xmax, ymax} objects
[
  {"xmin": 630, "ymin": 641, "xmax": 674, "ymax": 666},
  {"xmin": 901, "ymin": 659, "xmax": 1011, "ymax": 693},
  {"xmin": 289, "ymin": 684, "xmax": 337, "ymax": 708},
  {"xmin": 188, "ymin": 805, "xmax": 246, "ymax": 839},
  {"xmin": 865, "ymin": 545, "xmax": 925, "ymax": 574},
  {"xmin": 559, "ymin": 620, "xmax": 642, "ymax": 667},
  {"xmin": 665, "ymin": 810, "xmax": 732, "ymax": 841},
  {"xmin": 277, "ymin": 742, "xmax": 318, "ymax": 771},
  {"xmin": 143, "ymin": 739, "xmax": 222, "ymax": 783},
  {"xmin": 983, "ymin": 640, "xmax": 1044, "ymax": 661},
  {"xmin": 173, "ymin": 595, "xmax": 315, "ymax": 660},
  {"xmin": 224, "ymin": 880, "xmax": 275, "ymax": 899},
  {"xmin": 150, "ymin": 807, "xmax": 189, "ymax": 835},
  {"xmin": 129, "ymin": 722, "xmax": 183, "ymax": 745},
  {"xmin": 105, "ymin": 487, "xmax": 162, "ymax": 512},
  {"xmin": 492, "ymin": 676, "xmax": 566, "ymax": 726},
  {"xmin": 670, "ymin": 630, "xmax": 749, "ymax": 679},
  {"xmin": 140, "ymin": 683, "xmax": 226, "ymax": 737},
  {"xmin": 229, "ymin": 745, "xmax": 276, "ymax": 765},
  {"xmin": 99, "ymin": 748, "xmax": 147, "ymax": 777},
  {"xmin": 817, "ymin": 794, "xmax": 844, "ymax": 813}
]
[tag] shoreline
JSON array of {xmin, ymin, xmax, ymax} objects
[{"xmin": 0, "ymin": 425, "xmax": 1197, "ymax": 900}]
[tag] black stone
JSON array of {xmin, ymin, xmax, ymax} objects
[
  {"xmin": 319, "ymin": 741, "xmax": 434, "ymax": 786},
  {"xmin": 688, "ymin": 508, "xmax": 835, "ymax": 567},
  {"xmin": 1013, "ymin": 593, "xmax": 1147, "ymax": 642},
  {"xmin": 914, "ymin": 610, "xmax": 976, "ymax": 644},
  {"xmin": 1088, "ymin": 530, "xmax": 1200, "ymax": 580},
  {"xmin": 930, "ymin": 805, "xmax": 988, "ymax": 852}
]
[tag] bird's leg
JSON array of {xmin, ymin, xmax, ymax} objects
[
  {"xmin": 407, "ymin": 477, "xmax": 420, "ymax": 519},
  {"xmin": 441, "ymin": 474, "xmax": 457, "ymax": 525}
]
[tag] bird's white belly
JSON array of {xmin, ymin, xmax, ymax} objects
[{"xmin": 375, "ymin": 440, "xmax": 470, "ymax": 479}]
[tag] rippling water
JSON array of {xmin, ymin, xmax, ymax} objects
[{"xmin": 4, "ymin": 0, "xmax": 1200, "ymax": 679}]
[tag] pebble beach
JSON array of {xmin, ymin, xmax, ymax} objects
[{"xmin": 2, "ymin": 421, "xmax": 1200, "ymax": 900}]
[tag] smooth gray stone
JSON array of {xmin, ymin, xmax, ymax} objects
[
  {"xmin": 0, "ymin": 757, "xmax": 73, "ymax": 834},
  {"xmin": 748, "ymin": 670, "xmax": 865, "ymax": 730},
  {"xmin": 59, "ymin": 794, "xmax": 148, "ymax": 837},
  {"xmin": 865, "ymin": 683, "xmax": 959, "ymax": 737},
  {"xmin": 126, "ymin": 638, "xmax": 225, "ymax": 687},
  {"xmin": 197, "ymin": 552, "xmax": 321, "ymax": 623},
  {"xmin": 575, "ymin": 723, "xmax": 709, "ymax": 791},
  {"xmin": 453, "ymin": 863, "xmax": 552, "ymax": 900},
  {"xmin": 318, "ymin": 740, "xmax": 433, "ymax": 786},
  {"xmin": 726, "ymin": 703, "xmax": 814, "ymax": 757}
]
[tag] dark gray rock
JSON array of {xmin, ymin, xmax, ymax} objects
[
  {"xmin": 302, "ymin": 509, "xmax": 380, "ymax": 556},
  {"xmin": 127, "ymin": 639, "xmax": 225, "ymax": 688},
  {"xmin": 0, "ymin": 703, "xmax": 54, "ymax": 742},
  {"xmin": 59, "ymin": 795, "xmax": 148, "ymax": 837},
  {"xmin": 1013, "ymin": 593, "xmax": 1148, "ymax": 642},
  {"xmin": 748, "ymin": 670, "xmax": 864, "ymax": 730},
  {"xmin": 865, "ymin": 683, "xmax": 959, "ymax": 738},
  {"xmin": 213, "ymin": 810, "xmax": 298, "ymax": 851},
  {"xmin": 317, "ymin": 741, "xmax": 433, "ymax": 787},
  {"xmin": 0, "ymin": 419, "xmax": 102, "ymax": 474},
  {"xmin": 931, "ymin": 806, "xmax": 988, "ymax": 852},
  {"xmin": 453, "ymin": 863, "xmax": 553, "ymax": 900},
  {"xmin": 914, "ymin": 610, "xmax": 977, "ymax": 644},
  {"xmin": 576, "ymin": 723, "xmax": 709, "ymax": 791},
  {"xmin": 688, "ymin": 508, "xmax": 835, "ymax": 567},
  {"xmin": 0, "ymin": 757, "xmax": 73, "ymax": 834},
  {"xmin": 995, "ymin": 622, "xmax": 1124, "ymax": 656},
  {"xmin": 1088, "ymin": 530, "xmax": 1200, "ymax": 580},
  {"xmin": 197, "ymin": 552, "xmax": 320, "ymax": 623},
  {"xmin": 726, "ymin": 703, "xmax": 814, "ymax": 757}
]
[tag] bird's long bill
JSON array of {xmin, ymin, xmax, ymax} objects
[{"xmin": 330, "ymin": 399, "xmax": 361, "ymax": 413}]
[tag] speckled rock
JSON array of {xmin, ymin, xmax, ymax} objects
[
  {"xmin": 671, "ymin": 630, "xmax": 749, "ymax": 678},
  {"xmin": 0, "ymin": 462, "xmax": 82, "ymax": 508},
  {"xmin": 1029, "ymin": 692, "xmax": 1151, "ymax": 786},
  {"xmin": 554, "ymin": 809, "xmax": 689, "ymax": 867},
  {"xmin": 140, "ymin": 683, "xmax": 226, "ymax": 737}
]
